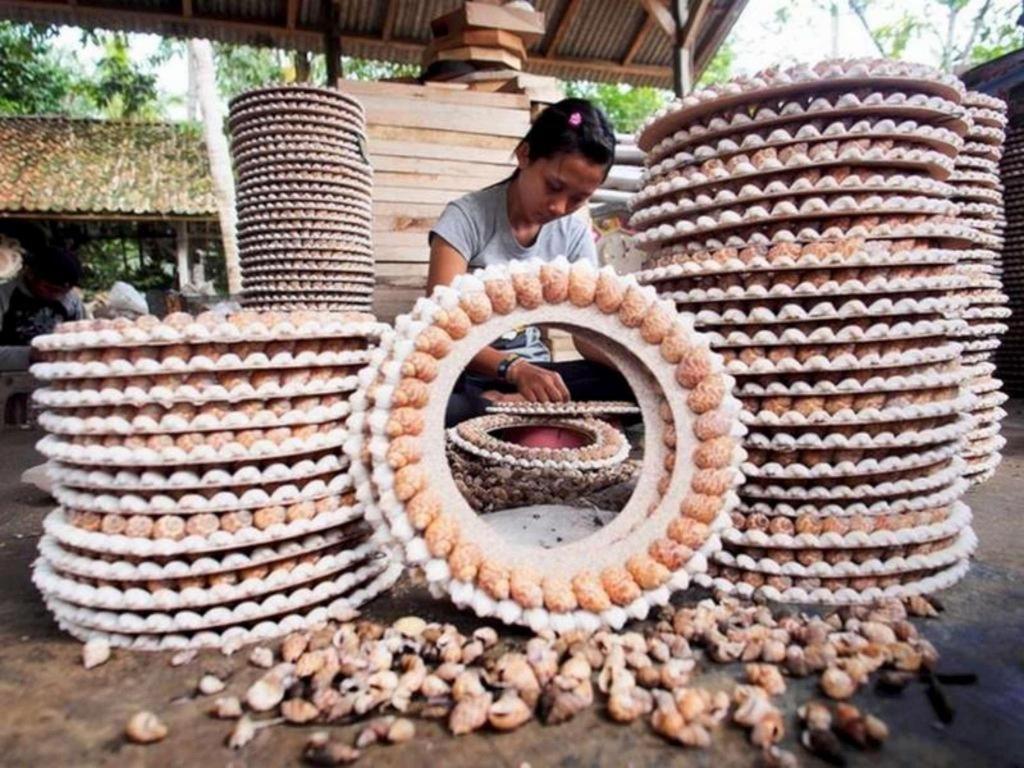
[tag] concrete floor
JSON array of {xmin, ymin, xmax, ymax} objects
[{"xmin": 1, "ymin": 410, "xmax": 1023, "ymax": 768}]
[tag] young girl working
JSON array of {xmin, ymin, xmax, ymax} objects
[{"xmin": 428, "ymin": 99, "xmax": 634, "ymax": 426}]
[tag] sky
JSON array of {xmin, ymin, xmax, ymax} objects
[{"xmin": 49, "ymin": 0, "xmax": 1019, "ymax": 119}]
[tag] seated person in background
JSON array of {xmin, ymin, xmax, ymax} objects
[
  {"xmin": 0, "ymin": 228, "xmax": 84, "ymax": 370},
  {"xmin": 427, "ymin": 99, "xmax": 634, "ymax": 427}
]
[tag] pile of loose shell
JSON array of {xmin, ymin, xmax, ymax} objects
[
  {"xmin": 345, "ymin": 258, "xmax": 746, "ymax": 633},
  {"xmin": 949, "ymin": 91, "xmax": 1010, "ymax": 485},
  {"xmin": 446, "ymin": 412, "xmax": 640, "ymax": 513},
  {"xmin": 229, "ymin": 85, "xmax": 375, "ymax": 313},
  {"xmin": 631, "ymin": 59, "xmax": 978, "ymax": 604},
  {"xmin": 29, "ymin": 310, "xmax": 401, "ymax": 650}
]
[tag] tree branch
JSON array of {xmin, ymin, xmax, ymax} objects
[
  {"xmin": 956, "ymin": 0, "xmax": 993, "ymax": 67},
  {"xmin": 846, "ymin": 0, "xmax": 887, "ymax": 56}
]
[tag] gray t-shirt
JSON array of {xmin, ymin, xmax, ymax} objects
[{"xmin": 429, "ymin": 180, "xmax": 597, "ymax": 362}]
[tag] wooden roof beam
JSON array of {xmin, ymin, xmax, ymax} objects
[
  {"xmin": 679, "ymin": 0, "xmax": 713, "ymax": 50},
  {"xmin": 623, "ymin": 13, "xmax": 654, "ymax": 66},
  {"xmin": 544, "ymin": 0, "xmax": 583, "ymax": 58},
  {"xmin": 636, "ymin": 0, "xmax": 674, "ymax": 37}
]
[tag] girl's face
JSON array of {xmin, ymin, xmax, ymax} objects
[{"xmin": 513, "ymin": 147, "xmax": 607, "ymax": 226}]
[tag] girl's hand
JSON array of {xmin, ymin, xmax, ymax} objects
[{"xmin": 507, "ymin": 360, "xmax": 570, "ymax": 403}]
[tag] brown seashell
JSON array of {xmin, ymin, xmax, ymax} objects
[
  {"xmin": 540, "ymin": 262, "xmax": 570, "ymax": 303},
  {"xmin": 125, "ymin": 711, "xmax": 168, "ymax": 744},
  {"xmin": 601, "ymin": 566, "xmax": 641, "ymax": 606},
  {"xmin": 511, "ymin": 271, "xmax": 544, "ymax": 309},
  {"xmin": 747, "ymin": 663, "xmax": 786, "ymax": 696},
  {"xmin": 568, "ymin": 263, "xmax": 598, "ymax": 306},
  {"xmin": 676, "ymin": 346, "xmax": 713, "ymax": 389},
  {"xmin": 282, "ymin": 698, "xmax": 319, "ymax": 724},
  {"xmin": 572, "ymin": 570, "xmax": 612, "ymax": 612},
  {"xmin": 434, "ymin": 306, "xmax": 472, "ymax": 339},
  {"xmin": 425, "ymin": 512, "xmax": 459, "ymax": 557},
  {"xmin": 820, "ymin": 667, "xmax": 857, "ymax": 700},
  {"xmin": 400, "ymin": 352, "xmax": 440, "ymax": 383},
  {"xmin": 594, "ymin": 270, "xmax": 625, "ymax": 313},
  {"xmin": 542, "ymin": 575, "xmax": 578, "ymax": 612},
  {"xmin": 485, "ymin": 277, "xmax": 517, "ymax": 314},
  {"xmin": 449, "ymin": 693, "xmax": 493, "ymax": 735},
  {"xmin": 509, "ymin": 567, "xmax": 544, "ymax": 609},
  {"xmin": 478, "ymin": 560, "xmax": 511, "ymax": 600},
  {"xmin": 406, "ymin": 490, "xmax": 441, "ymax": 530},
  {"xmin": 797, "ymin": 700, "xmax": 832, "ymax": 731},
  {"xmin": 448, "ymin": 541, "xmax": 483, "ymax": 581},
  {"xmin": 488, "ymin": 690, "xmax": 533, "ymax": 731}
]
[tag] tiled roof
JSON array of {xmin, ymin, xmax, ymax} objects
[{"xmin": 0, "ymin": 117, "xmax": 218, "ymax": 218}]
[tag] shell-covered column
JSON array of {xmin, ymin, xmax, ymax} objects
[
  {"xmin": 29, "ymin": 311, "xmax": 400, "ymax": 650},
  {"xmin": 229, "ymin": 85, "xmax": 375, "ymax": 312},
  {"xmin": 346, "ymin": 259, "xmax": 746, "ymax": 633},
  {"xmin": 951, "ymin": 91, "xmax": 1010, "ymax": 484},
  {"xmin": 630, "ymin": 59, "xmax": 979, "ymax": 604}
]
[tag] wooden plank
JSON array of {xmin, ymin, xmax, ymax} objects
[
  {"xmin": 372, "ymin": 217, "xmax": 436, "ymax": 235},
  {"xmin": 357, "ymin": 95, "xmax": 530, "ymax": 137},
  {"xmin": 432, "ymin": 46, "xmax": 523, "ymax": 70},
  {"xmin": 430, "ymin": 2, "xmax": 546, "ymax": 45},
  {"xmin": 375, "ymin": 261, "xmax": 430, "ymax": 280},
  {"xmin": 369, "ymin": 154, "xmax": 512, "ymax": 179},
  {"xmin": 373, "ymin": 201, "xmax": 446, "ymax": 220},
  {"xmin": 430, "ymin": 28, "xmax": 529, "ymax": 56},
  {"xmin": 372, "ymin": 172, "xmax": 481, "ymax": 192},
  {"xmin": 372, "ymin": 244, "xmax": 434, "ymax": 262},
  {"xmin": 373, "ymin": 231, "xmax": 432, "ymax": 248},
  {"xmin": 373, "ymin": 187, "xmax": 464, "ymax": 205},
  {"xmin": 366, "ymin": 127, "xmax": 519, "ymax": 154},
  {"xmin": 341, "ymin": 78, "xmax": 530, "ymax": 111}
]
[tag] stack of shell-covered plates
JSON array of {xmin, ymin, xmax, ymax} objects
[
  {"xmin": 447, "ymin": 409, "xmax": 641, "ymax": 513},
  {"xmin": 997, "ymin": 123, "xmax": 1024, "ymax": 395},
  {"xmin": 229, "ymin": 85, "xmax": 375, "ymax": 312},
  {"xmin": 630, "ymin": 59, "xmax": 978, "ymax": 604},
  {"xmin": 949, "ymin": 90, "xmax": 1009, "ymax": 485},
  {"xmin": 28, "ymin": 311, "xmax": 400, "ymax": 650}
]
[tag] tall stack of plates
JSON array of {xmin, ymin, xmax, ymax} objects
[
  {"xmin": 229, "ymin": 85, "xmax": 375, "ymax": 312},
  {"xmin": 629, "ymin": 59, "xmax": 979, "ymax": 604},
  {"xmin": 949, "ymin": 91, "xmax": 1009, "ymax": 485},
  {"xmin": 997, "ymin": 124, "xmax": 1024, "ymax": 394},
  {"xmin": 28, "ymin": 311, "xmax": 400, "ymax": 650}
]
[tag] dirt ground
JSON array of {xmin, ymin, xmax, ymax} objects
[{"xmin": 1, "ymin": 410, "xmax": 1023, "ymax": 767}]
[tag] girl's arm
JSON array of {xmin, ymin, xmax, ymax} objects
[{"xmin": 427, "ymin": 236, "xmax": 569, "ymax": 401}]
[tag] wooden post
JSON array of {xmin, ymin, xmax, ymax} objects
[
  {"xmin": 323, "ymin": 0, "xmax": 342, "ymax": 87},
  {"xmin": 175, "ymin": 221, "xmax": 190, "ymax": 290},
  {"xmin": 670, "ymin": 0, "xmax": 692, "ymax": 96}
]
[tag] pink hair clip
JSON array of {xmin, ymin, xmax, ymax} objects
[{"xmin": 568, "ymin": 111, "xmax": 582, "ymax": 127}]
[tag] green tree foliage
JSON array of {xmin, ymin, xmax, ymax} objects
[
  {"xmin": 697, "ymin": 41, "xmax": 736, "ymax": 87},
  {"xmin": 563, "ymin": 81, "xmax": 670, "ymax": 134},
  {"xmin": 0, "ymin": 23, "xmax": 167, "ymax": 118},
  {"xmin": 79, "ymin": 32, "xmax": 163, "ymax": 118},
  {"xmin": 0, "ymin": 23, "xmax": 77, "ymax": 115}
]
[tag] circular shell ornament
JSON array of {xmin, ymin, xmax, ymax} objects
[{"xmin": 345, "ymin": 259, "xmax": 745, "ymax": 632}]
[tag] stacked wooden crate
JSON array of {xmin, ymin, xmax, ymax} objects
[
  {"xmin": 423, "ymin": 1, "xmax": 545, "ymax": 76},
  {"xmin": 338, "ymin": 81, "xmax": 529, "ymax": 321}
]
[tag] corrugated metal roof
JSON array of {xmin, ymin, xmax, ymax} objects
[
  {"xmin": 559, "ymin": 0, "xmax": 644, "ymax": 61},
  {"xmin": 0, "ymin": 0, "xmax": 746, "ymax": 88}
]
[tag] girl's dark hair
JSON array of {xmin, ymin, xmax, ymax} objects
[{"xmin": 518, "ymin": 98, "xmax": 616, "ymax": 179}]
